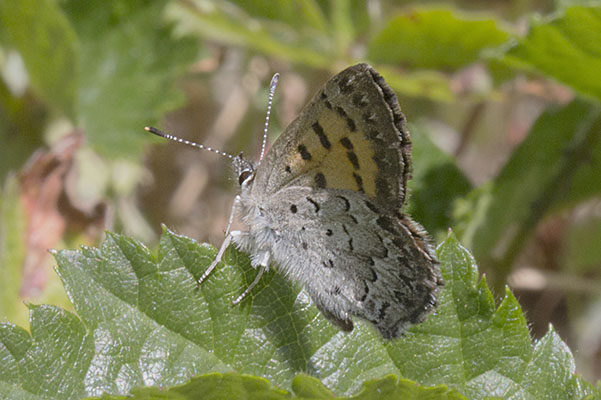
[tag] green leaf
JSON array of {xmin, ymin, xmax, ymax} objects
[
  {"xmin": 505, "ymin": 5, "xmax": 601, "ymax": 102},
  {"xmin": 330, "ymin": 0, "xmax": 355, "ymax": 54},
  {"xmin": 456, "ymin": 99, "xmax": 601, "ymax": 284},
  {"xmin": 392, "ymin": 235, "xmax": 596, "ymax": 399},
  {"xmin": 369, "ymin": 8, "xmax": 509, "ymax": 71},
  {"xmin": 0, "ymin": 175, "xmax": 26, "ymax": 324},
  {"xmin": 0, "ymin": 0, "xmax": 78, "ymax": 117},
  {"xmin": 374, "ymin": 66, "xmax": 456, "ymax": 103},
  {"xmin": 228, "ymin": 0, "xmax": 329, "ymax": 33},
  {"xmin": 553, "ymin": 115, "xmax": 601, "ymax": 210},
  {"xmin": 84, "ymin": 373, "xmax": 465, "ymax": 399},
  {"xmin": 62, "ymin": 0, "xmax": 197, "ymax": 160},
  {"xmin": 407, "ymin": 124, "xmax": 472, "ymax": 238},
  {"xmin": 0, "ymin": 87, "xmax": 46, "ymax": 182},
  {"xmin": 350, "ymin": 376, "xmax": 466, "ymax": 400},
  {"xmin": 563, "ymin": 216, "xmax": 601, "ymax": 273},
  {"xmin": 164, "ymin": 1, "xmax": 332, "ymax": 68},
  {"xmin": 163, "ymin": 2, "xmax": 459, "ymax": 102},
  {"xmin": 125, "ymin": 373, "xmax": 290, "ymax": 400},
  {"xmin": 1, "ymin": 229, "xmax": 596, "ymax": 399},
  {"xmin": 389, "ymin": 236, "xmax": 517, "ymax": 396},
  {"xmin": 291, "ymin": 374, "xmax": 335, "ymax": 398}
]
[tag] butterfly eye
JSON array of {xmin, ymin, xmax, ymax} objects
[{"xmin": 238, "ymin": 170, "xmax": 252, "ymax": 185}]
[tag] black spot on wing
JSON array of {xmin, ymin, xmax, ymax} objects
[
  {"xmin": 297, "ymin": 144, "xmax": 312, "ymax": 160},
  {"xmin": 306, "ymin": 197, "xmax": 320, "ymax": 212},
  {"xmin": 314, "ymin": 172, "xmax": 326, "ymax": 188},
  {"xmin": 367, "ymin": 267, "xmax": 378, "ymax": 282},
  {"xmin": 290, "ymin": 204, "xmax": 298, "ymax": 213},
  {"xmin": 336, "ymin": 106, "xmax": 348, "ymax": 119},
  {"xmin": 312, "ymin": 121, "xmax": 331, "ymax": 150},
  {"xmin": 342, "ymin": 224, "xmax": 353, "ymax": 251},
  {"xmin": 347, "ymin": 151, "xmax": 360, "ymax": 170},
  {"xmin": 335, "ymin": 106, "xmax": 357, "ymax": 132},
  {"xmin": 338, "ymin": 76, "xmax": 353, "ymax": 94},
  {"xmin": 340, "ymin": 137, "xmax": 353, "ymax": 149},
  {"xmin": 353, "ymin": 173, "xmax": 364, "ymax": 192},
  {"xmin": 336, "ymin": 195, "xmax": 350, "ymax": 211},
  {"xmin": 346, "ymin": 118, "xmax": 357, "ymax": 132},
  {"xmin": 364, "ymin": 200, "xmax": 379, "ymax": 213}
]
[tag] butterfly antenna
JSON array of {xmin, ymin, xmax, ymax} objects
[
  {"xmin": 145, "ymin": 126, "xmax": 234, "ymax": 159},
  {"xmin": 259, "ymin": 73, "xmax": 279, "ymax": 162}
]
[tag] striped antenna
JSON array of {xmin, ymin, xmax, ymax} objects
[
  {"xmin": 259, "ymin": 73, "xmax": 279, "ymax": 162},
  {"xmin": 145, "ymin": 126, "xmax": 234, "ymax": 159}
]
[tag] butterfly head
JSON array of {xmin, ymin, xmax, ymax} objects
[{"xmin": 233, "ymin": 153, "xmax": 257, "ymax": 190}]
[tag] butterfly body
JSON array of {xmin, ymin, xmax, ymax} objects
[{"xmin": 228, "ymin": 63, "xmax": 443, "ymax": 339}]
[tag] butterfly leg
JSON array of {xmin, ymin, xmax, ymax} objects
[
  {"xmin": 233, "ymin": 265, "xmax": 266, "ymax": 305},
  {"xmin": 197, "ymin": 233, "xmax": 233, "ymax": 286},
  {"xmin": 224, "ymin": 195, "xmax": 240, "ymax": 237},
  {"xmin": 198, "ymin": 196, "xmax": 241, "ymax": 287},
  {"xmin": 232, "ymin": 250, "xmax": 270, "ymax": 305}
]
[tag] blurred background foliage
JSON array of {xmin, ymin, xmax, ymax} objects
[{"xmin": 0, "ymin": 0, "xmax": 600, "ymax": 383}]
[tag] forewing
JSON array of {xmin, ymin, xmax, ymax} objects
[{"xmin": 253, "ymin": 63, "xmax": 412, "ymax": 211}]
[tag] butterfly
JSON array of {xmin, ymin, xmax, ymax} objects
[{"xmin": 147, "ymin": 63, "xmax": 443, "ymax": 339}]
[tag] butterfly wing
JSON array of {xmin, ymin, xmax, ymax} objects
[
  {"xmin": 252, "ymin": 63, "xmax": 411, "ymax": 212},
  {"xmin": 237, "ymin": 63, "xmax": 442, "ymax": 338},
  {"xmin": 250, "ymin": 186, "xmax": 442, "ymax": 339}
]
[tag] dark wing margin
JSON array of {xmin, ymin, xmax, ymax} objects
[
  {"xmin": 327, "ymin": 63, "xmax": 412, "ymax": 211},
  {"xmin": 366, "ymin": 65, "xmax": 413, "ymax": 207}
]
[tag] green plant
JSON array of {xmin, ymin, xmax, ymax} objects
[
  {"xmin": 1, "ymin": 230, "xmax": 596, "ymax": 399},
  {"xmin": 2, "ymin": 1, "xmax": 601, "ymax": 398}
]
